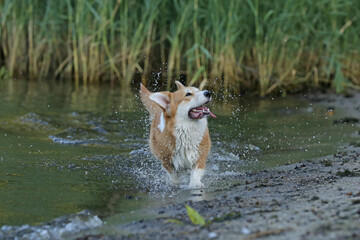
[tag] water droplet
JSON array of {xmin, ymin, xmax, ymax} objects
[{"xmin": 242, "ymin": 227, "xmax": 251, "ymax": 234}]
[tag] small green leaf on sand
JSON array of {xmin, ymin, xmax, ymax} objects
[
  {"xmin": 165, "ymin": 219, "xmax": 185, "ymax": 225},
  {"xmin": 185, "ymin": 204, "xmax": 206, "ymax": 226}
]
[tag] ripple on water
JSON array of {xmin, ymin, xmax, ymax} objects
[
  {"xmin": 13, "ymin": 113, "xmax": 56, "ymax": 132},
  {"xmin": 49, "ymin": 127, "xmax": 108, "ymax": 145},
  {"xmin": 18, "ymin": 113, "xmax": 50, "ymax": 126},
  {"xmin": 0, "ymin": 210, "xmax": 102, "ymax": 240}
]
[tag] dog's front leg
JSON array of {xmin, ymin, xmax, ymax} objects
[
  {"xmin": 189, "ymin": 167, "xmax": 205, "ymax": 189},
  {"xmin": 188, "ymin": 152, "xmax": 207, "ymax": 189},
  {"xmin": 167, "ymin": 170, "xmax": 179, "ymax": 186},
  {"xmin": 162, "ymin": 158, "xmax": 179, "ymax": 186},
  {"xmin": 188, "ymin": 130, "xmax": 210, "ymax": 189}
]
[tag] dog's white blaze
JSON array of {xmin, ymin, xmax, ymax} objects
[
  {"xmin": 157, "ymin": 112, "xmax": 165, "ymax": 132},
  {"xmin": 194, "ymin": 90, "xmax": 209, "ymax": 105}
]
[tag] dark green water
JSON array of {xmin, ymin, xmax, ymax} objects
[{"xmin": 0, "ymin": 79, "xmax": 357, "ymax": 228}]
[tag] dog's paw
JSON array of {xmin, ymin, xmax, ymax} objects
[
  {"xmin": 169, "ymin": 179, "xmax": 180, "ymax": 187},
  {"xmin": 168, "ymin": 173, "xmax": 180, "ymax": 186},
  {"xmin": 188, "ymin": 181, "xmax": 205, "ymax": 189}
]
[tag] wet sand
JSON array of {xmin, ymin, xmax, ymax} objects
[
  {"xmin": 79, "ymin": 147, "xmax": 359, "ymax": 240},
  {"xmin": 74, "ymin": 91, "xmax": 360, "ymax": 240}
]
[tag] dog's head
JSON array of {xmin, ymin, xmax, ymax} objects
[{"xmin": 140, "ymin": 81, "xmax": 216, "ymax": 121}]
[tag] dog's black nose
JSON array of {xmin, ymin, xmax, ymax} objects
[{"xmin": 204, "ymin": 90, "xmax": 212, "ymax": 98}]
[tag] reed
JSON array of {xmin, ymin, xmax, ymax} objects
[{"xmin": 0, "ymin": 0, "xmax": 359, "ymax": 95}]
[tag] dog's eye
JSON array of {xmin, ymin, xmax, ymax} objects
[{"xmin": 185, "ymin": 93, "xmax": 192, "ymax": 97}]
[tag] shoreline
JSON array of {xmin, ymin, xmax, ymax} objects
[
  {"xmin": 76, "ymin": 91, "xmax": 360, "ymax": 240},
  {"xmin": 79, "ymin": 145, "xmax": 360, "ymax": 240}
]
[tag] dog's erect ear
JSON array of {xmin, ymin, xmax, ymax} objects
[
  {"xmin": 149, "ymin": 92, "xmax": 172, "ymax": 115},
  {"xmin": 140, "ymin": 83, "xmax": 150, "ymax": 96},
  {"xmin": 175, "ymin": 81, "xmax": 185, "ymax": 90}
]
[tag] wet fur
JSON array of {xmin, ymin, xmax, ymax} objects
[{"xmin": 140, "ymin": 82, "xmax": 211, "ymax": 188}]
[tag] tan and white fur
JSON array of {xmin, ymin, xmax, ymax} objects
[{"xmin": 140, "ymin": 81, "xmax": 215, "ymax": 188}]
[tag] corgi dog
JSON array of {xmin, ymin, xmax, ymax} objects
[{"xmin": 140, "ymin": 81, "xmax": 216, "ymax": 188}]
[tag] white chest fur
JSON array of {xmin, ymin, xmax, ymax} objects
[{"xmin": 172, "ymin": 118, "xmax": 207, "ymax": 171}]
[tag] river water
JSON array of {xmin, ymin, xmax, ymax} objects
[{"xmin": 0, "ymin": 79, "xmax": 356, "ymax": 237}]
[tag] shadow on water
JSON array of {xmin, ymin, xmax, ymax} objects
[{"xmin": 0, "ymin": 79, "xmax": 358, "ymax": 235}]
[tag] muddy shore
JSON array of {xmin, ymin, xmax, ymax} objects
[
  {"xmin": 77, "ymin": 148, "xmax": 360, "ymax": 240},
  {"xmin": 73, "ymin": 91, "xmax": 360, "ymax": 240}
]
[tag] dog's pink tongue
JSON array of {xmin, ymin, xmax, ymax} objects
[
  {"xmin": 191, "ymin": 111, "xmax": 202, "ymax": 119},
  {"xmin": 197, "ymin": 106, "xmax": 217, "ymax": 118},
  {"xmin": 209, "ymin": 111, "xmax": 217, "ymax": 118}
]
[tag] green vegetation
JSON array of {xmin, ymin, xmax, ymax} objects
[
  {"xmin": 168, "ymin": 205, "xmax": 241, "ymax": 227},
  {"xmin": 0, "ymin": 66, "xmax": 8, "ymax": 80},
  {"xmin": 336, "ymin": 169, "xmax": 360, "ymax": 177},
  {"xmin": 0, "ymin": 0, "xmax": 359, "ymax": 95},
  {"xmin": 185, "ymin": 204, "xmax": 206, "ymax": 226},
  {"xmin": 320, "ymin": 159, "xmax": 333, "ymax": 167}
]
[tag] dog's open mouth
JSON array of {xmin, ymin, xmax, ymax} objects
[{"xmin": 188, "ymin": 106, "xmax": 217, "ymax": 119}]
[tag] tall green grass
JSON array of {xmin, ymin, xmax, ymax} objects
[{"xmin": 0, "ymin": 0, "xmax": 359, "ymax": 95}]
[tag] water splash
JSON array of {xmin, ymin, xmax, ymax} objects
[{"xmin": 0, "ymin": 210, "xmax": 101, "ymax": 240}]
